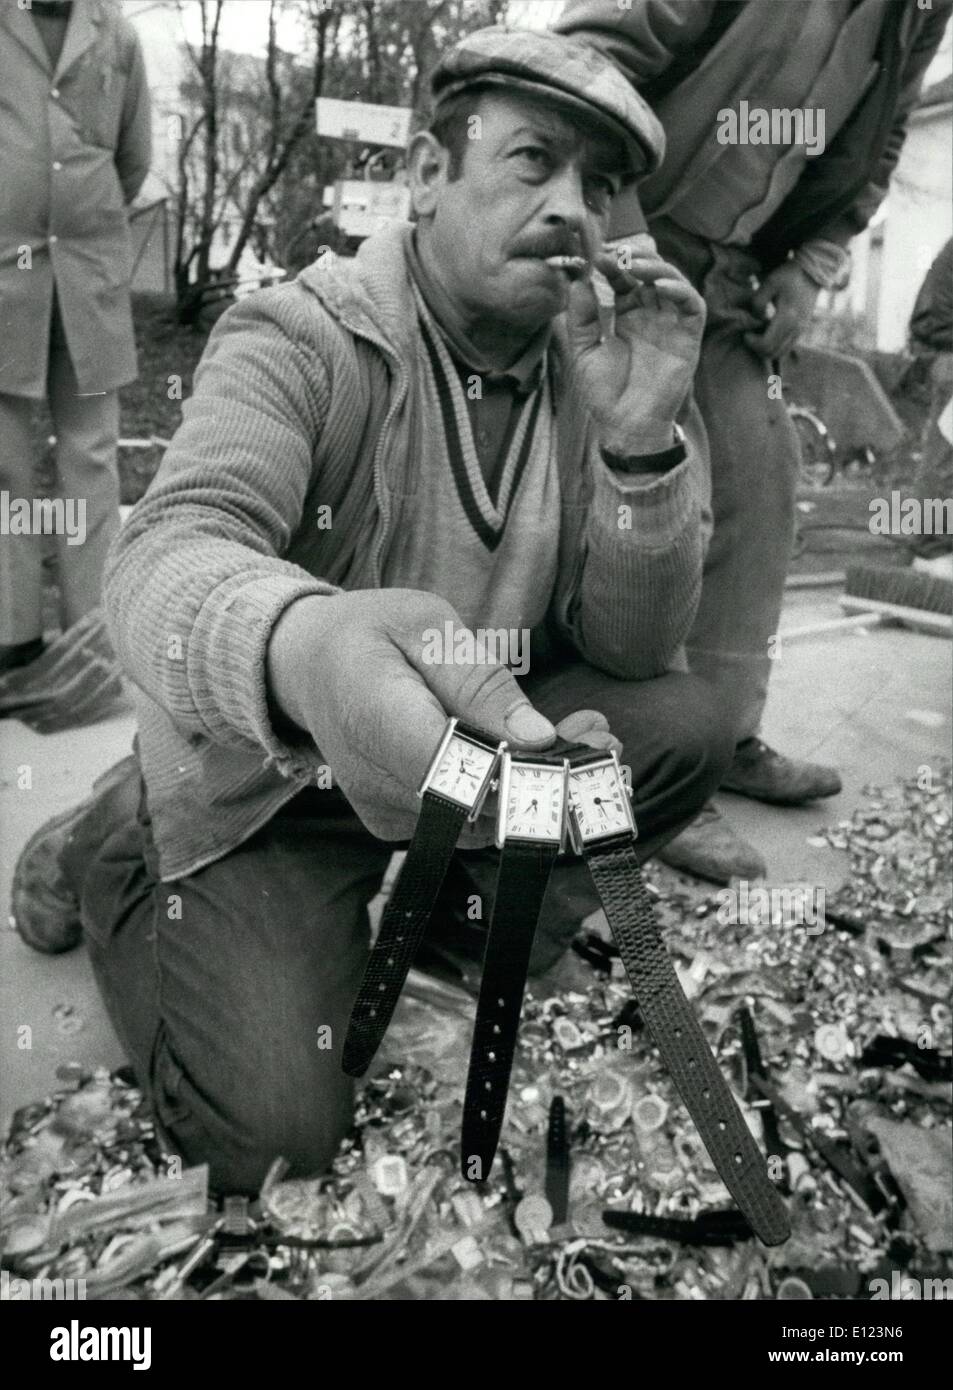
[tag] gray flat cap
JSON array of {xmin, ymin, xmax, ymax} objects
[{"xmin": 430, "ymin": 26, "xmax": 665, "ymax": 179}]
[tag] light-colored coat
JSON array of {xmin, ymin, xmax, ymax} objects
[{"xmin": 0, "ymin": 0, "xmax": 152, "ymax": 398}]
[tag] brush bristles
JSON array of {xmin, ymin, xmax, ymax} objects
[{"xmin": 845, "ymin": 564, "xmax": 953, "ymax": 616}]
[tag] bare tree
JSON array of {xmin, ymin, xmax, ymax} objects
[
  {"xmin": 172, "ymin": 0, "xmax": 336, "ymax": 322},
  {"xmin": 172, "ymin": 0, "xmax": 223, "ymax": 318},
  {"xmin": 169, "ymin": 0, "xmax": 508, "ymax": 322},
  {"xmin": 222, "ymin": 0, "xmax": 337, "ymax": 283}
]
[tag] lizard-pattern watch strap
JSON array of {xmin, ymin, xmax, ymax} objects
[
  {"xmin": 461, "ymin": 839, "xmax": 559, "ymax": 1180},
  {"xmin": 585, "ymin": 842, "xmax": 790, "ymax": 1247},
  {"xmin": 342, "ymin": 792, "xmax": 467, "ymax": 1077}
]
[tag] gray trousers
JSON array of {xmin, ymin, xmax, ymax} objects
[
  {"xmin": 0, "ymin": 296, "xmax": 120, "ymax": 644},
  {"xmin": 653, "ymin": 219, "xmax": 802, "ymax": 744}
]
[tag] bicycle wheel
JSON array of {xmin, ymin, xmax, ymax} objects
[{"xmin": 790, "ymin": 406, "xmax": 836, "ymax": 489}]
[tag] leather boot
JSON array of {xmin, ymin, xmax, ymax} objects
[
  {"xmin": 657, "ymin": 803, "xmax": 767, "ymax": 885},
  {"xmin": 10, "ymin": 755, "xmax": 139, "ymax": 954},
  {"xmin": 722, "ymin": 738, "xmax": 841, "ymax": 805}
]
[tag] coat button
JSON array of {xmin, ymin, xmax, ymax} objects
[
  {"xmin": 49, "ymin": 235, "xmax": 58, "ymax": 245},
  {"xmin": 51, "ymin": 88, "xmax": 60, "ymax": 98},
  {"xmin": 53, "ymin": 162, "xmax": 63, "ymax": 172}
]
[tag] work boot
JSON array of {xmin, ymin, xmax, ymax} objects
[
  {"xmin": 10, "ymin": 755, "xmax": 139, "ymax": 954},
  {"xmin": 657, "ymin": 804, "xmax": 766, "ymax": 885},
  {"xmin": 0, "ymin": 638, "xmax": 45, "ymax": 676},
  {"xmin": 913, "ymin": 552, "xmax": 953, "ymax": 581},
  {"xmin": 721, "ymin": 737, "xmax": 841, "ymax": 805}
]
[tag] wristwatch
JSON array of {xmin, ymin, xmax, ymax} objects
[
  {"xmin": 461, "ymin": 747, "xmax": 570, "ymax": 1182},
  {"xmin": 601, "ymin": 422, "xmax": 687, "ymax": 475},
  {"xmin": 341, "ymin": 718, "xmax": 505, "ymax": 1078},
  {"xmin": 565, "ymin": 747, "xmax": 791, "ymax": 1247}
]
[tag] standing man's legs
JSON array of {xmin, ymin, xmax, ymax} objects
[
  {"xmin": 47, "ymin": 293, "xmax": 120, "ymax": 631},
  {"xmin": 687, "ymin": 309, "xmax": 800, "ymax": 742},
  {"xmin": 0, "ymin": 390, "xmax": 44, "ymax": 653},
  {"xmin": 687, "ymin": 262, "xmax": 840, "ymax": 806},
  {"xmin": 643, "ymin": 225, "xmax": 840, "ymax": 882}
]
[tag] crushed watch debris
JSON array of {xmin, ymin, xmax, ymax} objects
[{"xmin": 2, "ymin": 768, "xmax": 949, "ymax": 1299}]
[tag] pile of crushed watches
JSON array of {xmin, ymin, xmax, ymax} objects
[{"xmin": 1, "ymin": 746, "xmax": 950, "ymax": 1300}]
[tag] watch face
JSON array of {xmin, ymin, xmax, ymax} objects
[
  {"xmin": 501, "ymin": 762, "xmax": 567, "ymax": 843},
  {"xmin": 427, "ymin": 734, "xmax": 497, "ymax": 810},
  {"xmin": 568, "ymin": 760, "xmax": 633, "ymax": 844}
]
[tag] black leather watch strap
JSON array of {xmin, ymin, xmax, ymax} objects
[
  {"xmin": 545, "ymin": 1095, "xmax": 571, "ymax": 1224},
  {"xmin": 342, "ymin": 792, "xmax": 467, "ymax": 1077},
  {"xmin": 600, "ymin": 425, "xmax": 686, "ymax": 475},
  {"xmin": 461, "ymin": 839, "xmax": 559, "ymax": 1181},
  {"xmin": 585, "ymin": 842, "xmax": 790, "ymax": 1247}
]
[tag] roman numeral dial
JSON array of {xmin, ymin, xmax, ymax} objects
[
  {"xmin": 568, "ymin": 759, "xmax": 634, "ymax": 844},
  {"xmin": 502, "ymin": 762, "xmax": 567, "ymax": 843}
]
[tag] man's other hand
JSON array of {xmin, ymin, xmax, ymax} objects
[
  {"xmin": 568, "ymin": 234, "xmax": 706, "ymax": 455},
  {"xmin": 744, "ymin": 262, "xmax": 821, "ymax": 360},
  {"xmin": 266, "ymin": 589, "xmax": 557, "ymax": 839}
]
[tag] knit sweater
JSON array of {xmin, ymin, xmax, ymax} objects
[
  {"xmin": 371, "ymin": 278, "xmax": 560, "ymax": 640},
  {"xmin": 104, "ymin": 223, "xmax": 704, "ymax": 880}
]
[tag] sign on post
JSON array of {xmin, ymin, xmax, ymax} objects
[{"xmin": 316, "ymin": 97, "xmax": 413, "ymax": 149}]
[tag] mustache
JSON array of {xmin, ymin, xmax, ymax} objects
[{"xmin": 510, "ymin": 232, "xmax": 586, "ymax": 261}]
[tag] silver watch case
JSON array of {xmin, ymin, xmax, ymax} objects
[
  {"xmin": 495, "ymin": 751, "xmax": 570, "ymax": 851},
  {"xmin": 417, "ymin": 716, "xmax": 505, "ymax": 822},
  {"xmin": 567, "ymin": 749, "xmax": 638, "ymax": 853}
]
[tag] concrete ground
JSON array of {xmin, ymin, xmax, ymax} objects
[{"xmin": 2, "ymin": 587, "xmax": 950, "ymax": 1134}]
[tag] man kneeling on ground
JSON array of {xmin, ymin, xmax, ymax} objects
[{"xmin": 14, "ymin": 29, "xmax": 731, "ymax": 1194}]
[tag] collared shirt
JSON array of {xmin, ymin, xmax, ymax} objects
[
  {"xmin": 30, "ymin": 0, "xmax": 73, "ymax": 69},
  {"xmin": 405, "ymin": 230, "xmax": 549, "ymax": 503}
]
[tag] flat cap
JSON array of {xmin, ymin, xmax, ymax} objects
[{"xmin": 430, "ymin": 26, "xmax": 664, "ymax": 180}]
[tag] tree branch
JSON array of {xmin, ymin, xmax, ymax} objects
[{"xmin": 223, "ymin": 5, "xmax": 335, "ymax": 275}]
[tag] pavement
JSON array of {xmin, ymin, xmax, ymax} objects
[{"xmin": 2, "ymin": 587, "xmax": 950, "ymax": 1134}]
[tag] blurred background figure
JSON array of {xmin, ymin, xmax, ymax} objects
[
  {"xmin": 908, "ymin": 237, "xmax": 953, "ymax": 573},
  {"xmin": 557, "ymin": 0, "xmax": 952, "ymax": 882},
  {"xmin": 0, "ymin": 0, "xmax": 151, "ymax": 674}
]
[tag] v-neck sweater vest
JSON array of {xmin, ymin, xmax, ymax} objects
[{"xmin": 374, "ymin": 283, "xmax": 560, "ymax": 636}]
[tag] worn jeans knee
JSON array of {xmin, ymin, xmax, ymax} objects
[{"xmin": 149, "ymin": 1017, "xmax": 356, "ymax": 1196}]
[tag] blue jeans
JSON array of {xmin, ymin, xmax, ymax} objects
[{"xmin": 74, "ymin": 664, "xmax": 732, "ymax": 1194}]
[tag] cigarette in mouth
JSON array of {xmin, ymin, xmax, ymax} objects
[{"xmin": 545, "ymin": 255, "xmax": 588, "ymax": 274}]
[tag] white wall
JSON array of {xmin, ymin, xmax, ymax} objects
[
  {"xmin": 874, "ymin": 104, "xmax": 953, "ymax": 351},
  {"xmin": 124, "ymin": 1, "xmax": 189, "ymax": 202}
]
